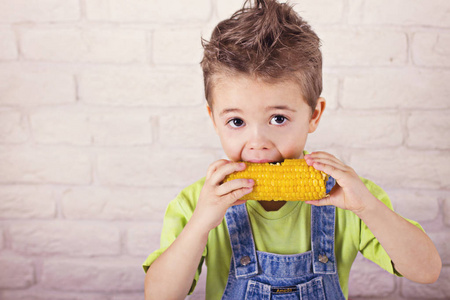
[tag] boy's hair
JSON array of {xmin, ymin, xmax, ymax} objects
[{"xmin": 201, "ymin": 0, "xmax": 322, "ymax": 113}]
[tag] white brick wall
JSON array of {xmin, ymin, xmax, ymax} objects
[
  {"xmin": 341, "ymin": 69, "xmax": 450, "ymax": 109},
  {"xmin": 0, "ymin": 0, "xmax": 80, "ymax": 23},
  {"xmin": 78, "ymin": 67, "xmax": 204, "ymax": 106},
  {"xmin": 85, "ymin": 0, "xmax": 212, "ymax": 23},
  {"xmin": 20, "ymin": 27, "xmax": 148, "ymax": 63},
  {"xmin": 413, "ymin": 32, "xmax": 450, "ymax": 66},
  {"xmin": 0, "ymin": 28, "xmax": 18, "ymax": 60},
  {"xmin": 320, "ymin": 29, "xmax": 408, "ymax": 67},
  {"xmin": 0, "ymin": 65, "xmax": 76, "ymax": 106},
  {"xmin": 0, "ymin": 0, "xmax": 448, "ymax": 299}
]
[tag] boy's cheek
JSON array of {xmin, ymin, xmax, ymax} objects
[{"xmin": 220, "ymin": 142, "xmax": 241, "ymax": 162}]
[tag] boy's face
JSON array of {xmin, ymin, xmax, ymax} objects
[{"xmin": 208, "ymin": 74, "xmax": 325, "ymax": 163}]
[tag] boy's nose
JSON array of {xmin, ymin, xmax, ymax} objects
[{"xmin": 247, "ymin": 127, "xmax": 271, "ymax": 150}]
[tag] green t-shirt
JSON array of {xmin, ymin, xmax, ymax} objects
[{"xmin": 143, "ymin": 177, "xmax": 423, "ymax": 299}]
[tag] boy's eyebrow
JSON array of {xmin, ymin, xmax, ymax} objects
[
  {"xmin": 219, "ymin": 108, "xmax": 242, "ymax": 116},
  {"xmin": 266, "ymin": 105, "xmax": 297, "ymax": 112},
  {"xmin": 219, "ymin": 106, "xmax": 297, "ymax": 116}
]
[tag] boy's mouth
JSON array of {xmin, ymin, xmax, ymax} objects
[{"xmin": 247, "ymin": 159, "xmax": 284, "ymax": 164}]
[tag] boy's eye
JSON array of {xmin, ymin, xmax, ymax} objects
[
  {"xmin": 270, "ymin": 115, "xmax": 287, "ymax": 125},
  {"xmin": 228, "ymin": 118, "xmax": 245, "ymax": 128}
]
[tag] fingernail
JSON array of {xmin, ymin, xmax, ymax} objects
[{"xmin": 248, "ymin": 179, "xmax": 254, "ymax": 185}]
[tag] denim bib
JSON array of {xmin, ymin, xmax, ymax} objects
[{"xmin": 222, "ymin": 177, "xmax": 346, "ymax": 299}]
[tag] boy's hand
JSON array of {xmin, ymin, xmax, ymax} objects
[
  {"xmin": 304, "ymin": 152, "xmax": 373, "ymax": 214},
  {"xmin": 193, "ymin": 160, "xmax": 254, "ymax": 231}
]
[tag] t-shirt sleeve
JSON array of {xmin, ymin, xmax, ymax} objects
[
  {"xmin": 358, "ymin": 178, "xmax": 424, "ymax": 276},
  {"xmin": 142, "ymin": 179, "xmax": 207, "ymax": 295}
]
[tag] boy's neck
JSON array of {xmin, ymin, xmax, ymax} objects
[{"xmin": 259, "ymin": 201, "xmax": 286, "ymax": 211}]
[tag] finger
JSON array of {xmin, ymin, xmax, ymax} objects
[
  {"xmin": 309, "ymin": 161, "xmax": 348, "ymax": 182},
  {"xmin": 306, "ymin": 152, "xmax": 342, "ymax": 164},
  {"xmin": 308, "ymin": 159, "xmax": 347, "ymax": 174},
  {"xmin": 216, "ymin": 178, "xmax": 254, "ymax": 196},
  {"xmin": 209, "ymin": 161, "xmax": 246, "ymax": 186},
  {"xmin": 306, "ymin": 151, "xmax": 339, "ymax": 160},
  {"xmin": 223, "ymin": 186, "xmax": 253, "ymax": 205},
  {"xmin": 305, "ymin": 153, "xmax": 346, "ymax": 171},
  {"xmin": 305, "ymin": 196, "xmax": 334, "ymax": 207},
  {"xmin": 206, "ymin": 159, "xmax": 231, "ymax": 180},
  {"xmin": 232, "ymin": 199, "xmax": 248, "ymax": 207},
  {"xmin": 305, "ymin": 153, "xmax": 350, "ymax": 181}
]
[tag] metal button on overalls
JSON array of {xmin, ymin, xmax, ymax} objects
[
  {"xmin": 240, "ymin": 256, "xmax": 251, "ymax": 266},
  {"xmin": 318, "ymin": 254, "xmax": 329, "ymax": 264}
]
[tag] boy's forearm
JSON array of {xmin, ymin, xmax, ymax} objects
[
  {"xmin": 356, "ymin": 195, "xmax": 442, "ymax": 283},
  {"xmin": 144, "ymin": 216, "xmax": 210, "ymax": 300}
]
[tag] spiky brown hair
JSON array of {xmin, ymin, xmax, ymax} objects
[{"xmin": 201, "ymin": 0, "xmax": 322, "ymax": 113}]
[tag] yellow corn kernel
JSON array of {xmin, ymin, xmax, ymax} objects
[{"xmin": 224, "ymin": 159, "xmax": 328, "ymax": 201}]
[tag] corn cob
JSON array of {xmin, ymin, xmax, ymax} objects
[{"xmin": 224, "ymin": 159, "xmax": 328, "ymax": 201}]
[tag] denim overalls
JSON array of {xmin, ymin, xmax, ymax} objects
[{"xmin": 222, "ymin": 177, "xmax": 346, "ymax": 299}]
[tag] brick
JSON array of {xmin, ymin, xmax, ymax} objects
[
  {"xmin": 89, "ymin": 111, "xmax": 153, "ymax": 145},
  {"xmin": 413, "ymin": 32, "xmax": 450, "ymax": 67},
  {"xmin": 0, "ymin": 0, "xmax": 79, "ymax": 22},
  {"xmin": 31, "ymin": 109, "xmax": 153, "ymax": 146},
  {"xmin": 349, "ymin": 0, "xmax": 450, "ymax": 27},
  {"xmin": 348, "ymin": 254, "xmax": 395, "ymax": 297},
  {"xmin": 0, "ymin": 255, "xmax": 34, "ymax": 288},
  {"xmin": 0, "ymin": 108, "xmax": 28, "ymax": 143},
  {"xmin": 20, "ymin": 28, "xmax": 147, "ymax": 63},
  {"xmin": 407, "ymin": 112, "xmax": 450, "ymax": 150},
  {"xmin": 0, "ymin": 291, "xmax": 108, "ymax": 300},
  {"xmin": 342, "ymin": 69, "xmax": 450, "ymax": 109},
  {"xmin": 291, "ymin": 0, "xmax": 344, "ymax": 24},
  {"xmin": 388, "ymin": 189, "xmax": 440, "ymax": 223},
  {"xmin": 428, "ymin": 231, "xmax": 450, "ymax": 265},
  {"xmin": 216, "ymin": 0, "xmax": 244, "ymax": 20},
  {"xmin": 41, "ymin": 258, "xmax": 143, "ymax": 292},
  {"xmin": 401, "ymin": 266, "xmax": 450, "ymax": 298},
  {"xmin": 31, "ymin": 109, "xmax": 90, "ymax": 145},
  {"xmin": 0, "ymin": 27, "xmax": 18, "ymax": 60},
  {"xmin": 348, "ymin": 149, "xmax": 450, "ymax": 190},
  {"xmin": 97, "ymin": 149, "xmax": 215, "ymax": 187},
  {"xmin": 159, "ymin": 108, "xmax": 220, "ymax": 148},
  {"xmin": 61, "ymin": 186, "xmax": 178, "ymax": 220},
  {"xmin": 86, "ymin": 0, "xmax": 211, "ymax": 23},
  {"xmin": 320, "ymin": 29, "xmax": 407, "ymax": 67},
  {"xmin": 78, "ymin": 67, "xmax": 203, "ymax": 107},
  {"xmin": 321, "ymin": 75, "xmax": 339, "ymax": 111},
  {"xmin": 0, "ymin": 146, "xmax": 91, "ymax": 184},
  {"xmin": 153, "ymin": 28, "xmax": 203, "ymax": 65},
  {"xmin": 306, "ymin": 111, "xmax": 402, "ymax": 149},
  {"xmin": 217, "ymin": 0, "xmax": 344, "ymax": 24},
  {"xmin": 0, "ymin": 185, "xmax": 56, "ymax": 219},
  {"xmin": 126, "ymin": 221, "xmax": 162, "ymax": 256},
  {"xmin": 444, "ymin": 197, "xmax": 450, "ymax": 226},
  {"xmin": 111, "ymin": 294, "xmax": 144, "ymax": 300},
  {"xmin": 0, "ymin": 65, "xmax": 75, "ymax": 106},
  {"xmin": 10, "ymin": 222, "xmax": 120, "ymax": 256}
]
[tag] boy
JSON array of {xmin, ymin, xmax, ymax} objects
[{"xmin": 144, "ymin": 0, "xmax": 441, "ymax": 299}]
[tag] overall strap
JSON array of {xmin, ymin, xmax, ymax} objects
[
  {"xmin": 225, "ymin": 203, "xmax": 259, "ymax": 279},
  {"xmin": 311, "ymin": 176, "xmax": 337, "ymax": 274}
]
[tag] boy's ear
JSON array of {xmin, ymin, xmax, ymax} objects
[
  {"xmin": 207, "ymin": 105, "xmax": 219, "ymax": 134},
  {"xmin": 308, "ymin": 97, "xmax": 326, "ymax": 133}
]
